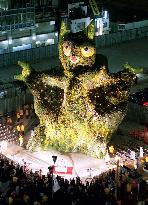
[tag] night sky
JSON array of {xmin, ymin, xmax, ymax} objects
[{"xmin": 97, "ymin": 0, "xmax": 148, "ymax": 22}]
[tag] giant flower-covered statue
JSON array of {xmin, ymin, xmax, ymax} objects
[{"xmin": 15, "ymin": 22, "xmax": 135, "ymax": 157}]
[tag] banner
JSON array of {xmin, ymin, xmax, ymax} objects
[{"xmin": 53, "ymin": 166, "xmax": 73, "ymax": 175}]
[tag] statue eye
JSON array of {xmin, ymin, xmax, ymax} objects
[
  {"xmin": 63, "ymin": 42, "xmax": 72, "ymax": 56},
  {"xmin": 65, "ymin": 45, "xmax": 70, "ymax": 50},
  {"xmin": 84, "ymin": 46, "xmax": 89, "ymax": 51},
  {"xmin": 81, "ymin": 46, "xmax": 95, "ymax": 57}
]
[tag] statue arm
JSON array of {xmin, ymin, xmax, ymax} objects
[
  {"xmin": 14, "ymin": 61, "xmax": 42, "ymax": 94},
  {"xmin": 79, "ymin": 66, "xmax": 135, "ymax": 94},
  {"xmin": 41, "ymin": 74, "xmax": 66, "ymax": 89},
  {"xmin": 14, "ymin": 61, "xmax": 32, "ymax": 82},
  {"xmin": 14, "ymin": 61, "xmax": 66, "ymax": 89},
  {"xmin": 79, "ymin": 66, "xmax": 112, "ymax": 90}
]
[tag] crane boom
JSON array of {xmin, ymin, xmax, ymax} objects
[{"xmin": 89, "ymin": 0, "xmax": 100, "ymax": 16}]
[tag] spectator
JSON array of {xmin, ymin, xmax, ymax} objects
[
  {"xmin": 19, "ymin": 109, "xmax": 24, "ymax": 119},
  {"xmin": 20, "ymin": 124, "xmax": 24, "ymax": 135}
]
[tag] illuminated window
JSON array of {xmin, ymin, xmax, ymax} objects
[{"xmin": 45, "ymin": 39, "xmax": 54, "ymax": 45}]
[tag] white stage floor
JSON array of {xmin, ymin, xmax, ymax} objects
[{"xmin": 1, "ymin": 143, "xmax": 108, "ymax": 179}]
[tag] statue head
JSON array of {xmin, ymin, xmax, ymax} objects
[{"xmin": 58, "ymin": 21, "xmax": 96, "ymax": 74}]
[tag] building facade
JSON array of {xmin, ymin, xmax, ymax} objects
[{"xmin": 0, "ymin": 0, "xmax": 58, "ymax": 54}]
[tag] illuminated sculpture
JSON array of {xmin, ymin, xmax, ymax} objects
[{"xmin": 15, "ymin": 22, "xmax": 135, "ymax": 157}]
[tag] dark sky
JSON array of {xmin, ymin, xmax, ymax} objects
[{"xmin": 96, "ymin": 0, "xmax": 148, "ymax": 22}]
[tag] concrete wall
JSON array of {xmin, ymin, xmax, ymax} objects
[
  {"xmin": 111, "ymin": 20, "xmax": 148, "ymax": 33},
  {"xmin": 124, "ymin": 20, "xmax": 148, "ymax": 30}
]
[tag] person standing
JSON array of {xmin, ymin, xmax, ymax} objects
[
  {"xmin": 20, "ymin": 109, "xmax": 24, "ymax": 119},
  {"xmin": 17, "ymin": 124, "xmax": 21, "ymax": 135},
  {"xmin": 25, "ymin": 108, "xmax": 30, "ymax": 119},
  {"xmin": 19, "ymin": 135, "xmax": 23, "ymax": 147},
  {"xmin": 20, "ymin": 124, "xmax": 25, "ymax": 135},
  {"xmin": 17, "ymin": 112, "xmax": 20, "ymax": 122}
]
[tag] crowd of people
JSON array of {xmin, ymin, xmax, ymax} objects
[{"xmin": 0, "ymin": 154, "xmax": 147, "ymax": 205}]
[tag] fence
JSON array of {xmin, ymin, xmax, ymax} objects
[
  {"xmin": 0, "ymin": 91, "xmax": 33, "ymax": 115},
  {"xmin": 0, "ymin": 44, "xmax": 58, "ymax": 68},
  {"xmin": 126, "ymin": 102, "xmax": 148, "ymax": 124},
  {"xmin": 95, "ymin": 26, "xmax": 148, "ymax": 48},
  {"xmin": 0, "ymin": 26, "xmax": 148, "ymax": 68}
]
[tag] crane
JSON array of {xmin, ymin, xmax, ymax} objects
[{"xmin": 89, "ymin": 0, "xmax": 100, "ymax": 16}]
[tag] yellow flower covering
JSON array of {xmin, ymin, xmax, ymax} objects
[{"xmin": 15, "ymin": 21, "xmax": 135, "ymax": 158}]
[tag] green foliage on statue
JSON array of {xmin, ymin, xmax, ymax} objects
[{"xmin": 15, "ymin": 21, "xmax": 135, "ymax": 158}]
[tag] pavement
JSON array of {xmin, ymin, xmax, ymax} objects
[
  {"xmin": 1, "ymin": 143, "xmax": 108, "ymax": 179},
  {"xmin": 99, "ymin": 37, "xmax": 148, "ymax": 73}
]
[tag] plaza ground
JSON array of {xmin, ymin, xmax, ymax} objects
[{"xmin": 99, "ymin": 37, "xmax": 148, "ymax": 73}]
